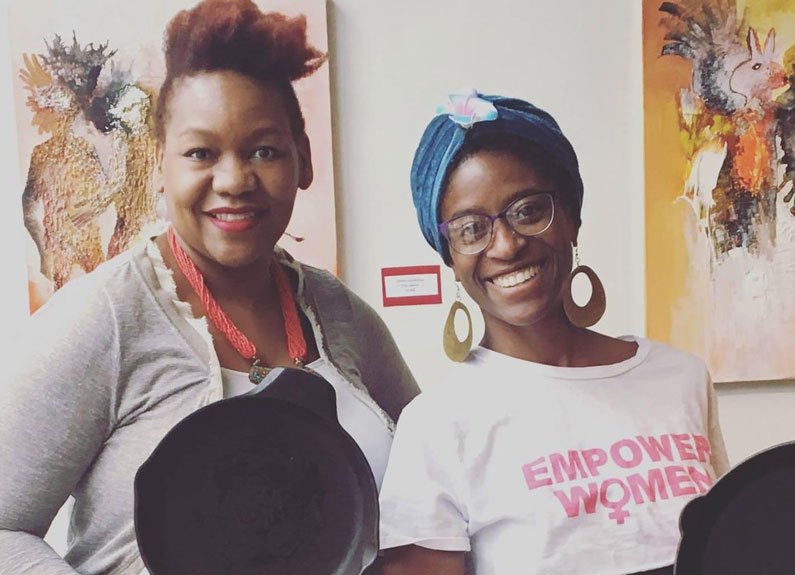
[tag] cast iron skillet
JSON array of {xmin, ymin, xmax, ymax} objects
[
  {"xmin": 674, "ymin": 441, "xmax": 795, "ymax": 575},
  {"xmin": 134, "ymin": 367, "xmax": 379, "ymax": 575}
]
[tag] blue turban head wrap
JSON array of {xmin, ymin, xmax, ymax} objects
[{"xmin": 410, "ymin": 91, "xmax": 584, "ymax": 263}]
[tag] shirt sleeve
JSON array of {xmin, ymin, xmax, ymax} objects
[
  {"xmin": 0, "ymin": 279, "xmax": 118, "ymax": 574},
  {"xmin": 705, "ymin": 374, "xmax": 730, "ymax": 477},
  {"xmin": 344, "ymin": 286, "xmax": 420, "ymax": 424},
  {"xmin": 378, "ymin": 396, "xmax": 470, "ymax": 552}
]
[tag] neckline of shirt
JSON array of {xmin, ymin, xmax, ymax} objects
[
  {"xmin": 469, "ymin": 336, "xmax": 652, "ymax": 380},
  {"xmin": 220, "ymin": 357, "xmax": 326, "ymax": 379}
]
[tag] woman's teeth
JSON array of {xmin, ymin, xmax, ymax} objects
[
  {"xmin": 491, "ymin": 264, "xmax": 542, "ymax": 288},
  {"xmin": 211, "ymin": 212, "xmax": 255, "ymax": 221}
]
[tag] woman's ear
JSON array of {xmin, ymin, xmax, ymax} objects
[
  {"xmin": 450, "ymin": 260, "xmax": 460, "ymax": 281},
  {"xmin": 154, "ymin": 142, "xmax": 165, "ymax": 193},
  {"xmin": 568, "ymin": 212, "xmax": 581, "ymax": 247},
  {"xmin": 296, "ymin": 132, "xmax": 314, "ymax": 190},
  {"xmin": 571, "ymin": 218, "xmax": 580, "ymax": 260}
]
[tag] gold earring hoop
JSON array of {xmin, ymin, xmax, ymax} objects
[
  {"xmin": 443, "ymin": 283, "xmax": 473, "ymax": 362},
  {"xmin": 563, "ymin": 246, "xmax": 606, "ymax": 328}
]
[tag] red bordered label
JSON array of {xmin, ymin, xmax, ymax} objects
[{"xmin": 381, "ymin": 266, "xmax": 442, "ymax": 307}]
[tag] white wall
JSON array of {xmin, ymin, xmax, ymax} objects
[{"xmin": 1, "ymin": 0, "xmax": 795, "ymax": 555}]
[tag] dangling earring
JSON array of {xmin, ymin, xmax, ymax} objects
[
  {"xmin": 282, "ymin": 231, "xmax": 305, "ymax": 243},
  {"xmin": 443, "ymin": 282, "xmax": 473, "ymax": 362},
  {"xmin": 563, "ymin": 245, "xmax": 606, "ymax": 328}
]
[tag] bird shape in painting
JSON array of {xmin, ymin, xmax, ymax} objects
[{"xmin": 659, "ymin": 0, "xmax": 793, "ymax": 258}]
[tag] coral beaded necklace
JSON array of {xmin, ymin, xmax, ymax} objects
[{"xmin": 166, "ymin": 226, "xmax": 308, "ymax": 384}]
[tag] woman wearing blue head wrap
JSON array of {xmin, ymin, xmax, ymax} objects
[{"xmin": 378, "ymin": 90, "xmax": 730, "ymax": 575}]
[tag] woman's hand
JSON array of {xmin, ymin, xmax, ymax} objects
[{"xmin": 382, "ymin": 545, "xmax": 465, "ymax": 575}]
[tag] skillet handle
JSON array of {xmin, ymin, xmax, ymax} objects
[{"xmin": 248, "ymin": 367, "xmax": 339, "ymax": 423}]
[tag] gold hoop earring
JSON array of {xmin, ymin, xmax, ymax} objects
[
  {"xmin": 443, "ymin": 283, "xmax": 473, "ymax": 362},
  {"xmin": 563, "ymin": 246, "xmax": 606, "ymax": 328}
]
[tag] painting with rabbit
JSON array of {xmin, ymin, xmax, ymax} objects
[{"xmin": 644, "ymin": 0, "xmax": 795, "ymax": 382}]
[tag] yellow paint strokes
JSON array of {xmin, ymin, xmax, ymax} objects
[
  {"xmin": 740, "ymin": 0, "xmax": 795, "ymax": 17},
  {"xmin": 643, "ymin": 0, "xmax": 692, "ymax": 346},
  {"xmin": 24, "ymin": 118, "xmax": 108, "ymax": 288}
]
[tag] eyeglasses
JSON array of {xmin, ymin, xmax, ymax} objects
[{"xmin": 438, "ymin": 192, "xmax": 555, "ymax": 255}]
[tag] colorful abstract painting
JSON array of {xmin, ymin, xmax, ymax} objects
[
  {"xmin": 10, "ymin": 0, "xmax": 336, "ymax": 313},
  {"xmin": 644, "ymin": 0, "xmax": 795, "ymax": 382}
]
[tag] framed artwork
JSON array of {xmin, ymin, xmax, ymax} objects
[
  {"xmin": 643, "ymin": 0, "xmax": 795, "ymax": 382},
  {"xmin": 9, "ymin": 0, "xmax": 336, "ymax": 313}
]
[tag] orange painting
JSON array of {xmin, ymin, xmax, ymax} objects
[
  {"xmin": 10, "ymin": 0, "xmax": 336, "ymax": 314},
  {"xmin": 644, "ymin": 0, "xmax": 795, "ymax": 382}
]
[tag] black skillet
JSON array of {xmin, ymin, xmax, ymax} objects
[
  {"xmin": 134, "ymin": 367, "xmax": 379, "ymax": 575},
  {"xmin": 674, "ymin": 441, "xmax": 795, "ymax": 575}
]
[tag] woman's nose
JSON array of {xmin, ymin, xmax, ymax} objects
[
  {"xmin": 213, "ymin": 155, "xmax": 255, "ymax": 195},
  {"xmin": 485, "ymin": 217, "xmax": 526, "ymax": 259}
]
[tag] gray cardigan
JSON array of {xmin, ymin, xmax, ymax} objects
[{"xmin": 0, "ymin": 242, "xmax": 419, "ymax": 574}]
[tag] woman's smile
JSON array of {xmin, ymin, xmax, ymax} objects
[
  {"xmin": 204, "ymin": 206, "xmax": 268, "ymax": 233},
  {"xmin": 488, "ymin": 260, "xmax": 546, "ymax": 288},
  {"xmin": 480, "ymin": 257, "xmax": 558, "ymax": 315}
]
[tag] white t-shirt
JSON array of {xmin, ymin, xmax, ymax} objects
[
  {"xmin": 221, "ymin": 358, "xmax": 394, "ymax": 488},
  {"xmin": 379, "ymin": 337, "xmax": 729, "ymax": 575}
]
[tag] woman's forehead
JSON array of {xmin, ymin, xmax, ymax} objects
[
  {"xmin": 165, "ymin": 71, "xmax": 291, "ymax": 135},
  {"xmin": 442, "ymin": 150, "xmax": 554, "ymax": 215}
]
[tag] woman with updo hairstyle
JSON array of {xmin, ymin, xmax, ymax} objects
[
  {"xmin": 0, "ymin": 1, "xmax": 418, "ymax": 573},
  {"xmin": 377, "ymin": 91, "xmax": 729, "ymax": 575}
]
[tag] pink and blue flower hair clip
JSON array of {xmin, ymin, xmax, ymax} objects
[{"xmin": 435, "ymin": 88, "xmax": 498, "ymax": 129}]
